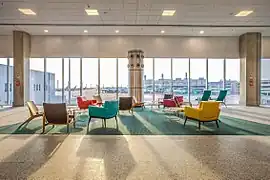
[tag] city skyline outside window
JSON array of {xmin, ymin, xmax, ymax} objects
[
  {"xmin": 154, "ymin": 58, "xmax": 171, "ymax": 101},
  {"xmin": 70, "ymin": 58, "xmax": 81, "ymax": 105},
  {"xmin": 261, "ymin": 59, "xmax": 270, "ymax": 105},
  {"xmin": 63, "ymin": 58, "xmax": 69, "ymax": 103},
  {"xmin": 82, "ymin": 58, "xmax": 98, "ymax": 99},
  {"xmin": 190, "ymin": 58, "xmax": 207, "ymax": 105},
  {"xmin": 143, "ymin": 58, "xmax": 153, "ymax": 102},
  {"xmin": 208, "ymin": 59, "xmax": 224, "ymax": 98},
  {"xmin": 29, "ymin": 58, "xmax": 44, "ymax": 105},
  {"xmin": 100, "ymin": 58, "xmax": 117, "ymax": 101},
  {"xmin": 172, "ymin": 58, "xmax": 189, "ymax": 101},
  {"xmin": 0, "ymin": 58, "xmax": 7, "ymax": 106},
  {"xmin": 46, "ymin": 58, "xmax": 63, "ymax": 103},
  {"xmin": 118, "ymin": 58, "xmax": 129, "ymax": 97},
  {"xmin": 225, "ymin": 59, "xmax": 240, "ymax": 104}
]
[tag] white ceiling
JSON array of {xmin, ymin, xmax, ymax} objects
[{"xmin": 0, "ymin": 0, "xmax": 270, "ymax": 36}]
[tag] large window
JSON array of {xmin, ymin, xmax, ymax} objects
[
  {"xmin": 261, "ymin": 59, "xmax": 270, "ymax": 105},
  {"xmin": 118, "ymin": 58, "xmax": 129, "ymax": 97},
  {"xmin": 143, "ymin": 58, "xmax": 153, "ymax": 102},
  {"xmin": 64, "ymin": 58, "xmax": 70, "ymax": 103},
  {"xmin": 46, "ymin": 58, "xmax": 63, "ymax": 103},
  {"xmin": 30, "ymin": 58, "xmax": 44, "ymax": 105},
  {"xmin": 190, "ymin": 59, "xmax": 207, "ymax": 105},
  {"xmin": 154, "ymin": 58, "xmax": 171, "ymax": 101},
  {"xmin": 70, "ymin": 58, "xmax": 81, "ymax": 105},
  {"xmin": 82, "ymin": 58, "xmax": 98, "ymax": 99},
  {"xmin": 225, "ymin": 59, "xmax": 240, "ymax": 104},
  {"xmin": 100, "ymin": 58, "xmax": 117, "ymax": 101},
  {"xmin": 0, "ymin": 58, "xmax": 7, "ymax": 106},
  {"xmin": 172, "ymin": 58, "xmax": 189, "ymax": 101},
  {"xmin": 208, "ymin": 59, "xmax": 224, "ymax": 99}
]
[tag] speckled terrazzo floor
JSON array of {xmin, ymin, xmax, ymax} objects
[{"xmin": 0, "ymin": 107, "xmax": 269, "ymax": 179}]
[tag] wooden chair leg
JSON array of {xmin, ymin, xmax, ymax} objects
[
  {"xmin": 198, "ymin": 121, "xmax": 201, "ymax": 129},
  {"xmin": 42, "ymin": 115, "xmax": 46, "ymax": 134},
  {"xmin": 216, "ymin": 120, "xmax": 219, "ymax": 128},
  {"xmin": 184, "ymin": 116, "xmax": 187, "ymax": 126}
]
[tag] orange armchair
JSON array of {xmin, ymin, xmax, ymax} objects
[
  {"xmin": 77, "ymin": 96, "xmax": 97, "ymax": 110},
  {"xmin": 184, "ymin": 101, "xmax": 220, "ymax": 129}
]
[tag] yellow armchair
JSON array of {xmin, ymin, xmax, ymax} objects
[{"xmin": 184, "ymin": 101, "xmax": 220, "ymax": 129}]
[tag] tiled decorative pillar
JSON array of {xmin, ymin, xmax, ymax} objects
[
  {"xmin": 128, "ymin": 49, "xmax": 144, "ymax": 102},
  {"xmin": 13, "ymin": 31, "xmax": 31, "ymax": 107},
  {"xmin": 239, "ymin": 32, "xmax": 261, "ymax": 106}
]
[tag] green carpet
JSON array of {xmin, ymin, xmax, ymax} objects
[{"xmin": 0, "ymin": 108, "xmax": 269, "ymax": 135}]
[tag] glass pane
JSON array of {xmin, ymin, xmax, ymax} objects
[
  {"xmin": 63, "ymin": 58, "xmax": 69, "ymax": 103},
  {"xmin": 261, "ymin": 59, "xmax": 270, "ymax": 105},
  {"xmin": 70, "ymin": 58, "xmax": 81, "ymax": 105},
  {"xmin": 46, "ymin": 58, "xmax": 63, "ymax": 103},
  {"xmin": 100, "ymin": 58, "xmax": 117, "ymax": 101},
  {"xmin": 225, "ymin": 59, "xmax": 240, "ymax": 104},
  {"xmin": 30, "ymin": 58, "xmax": 44, "ymax": 105},
  {"xmin": 208, "ymin": 59, "xmax": 224, "ymax": 99},
  {"xmin": 190, "ymin": 58, "xmax": 206, "ymax": 105},
  {"xmin": 0, "ymin": 58, "xmax": 7, "ymax": 106},
  {"xmin": 118, "ymin": 58, "xmax": 129, "ymax": 97},
  {"xmin": 82, "ymin": 58, "xmax": 98, "ymax": 99},
  {"xmin": 143, "ymin": 58, "xmax": 153, "ymax": 102},
  {"xmin": 154, "ymin": 58, "xmax": 171, "ymax": 101},
  {"xmin": 172, "ymin": 58, "xmax": 189, "ymax": 101},
  {"xmin": 9, "ymin": 58, "xmax": 14, "ymax": 105}
]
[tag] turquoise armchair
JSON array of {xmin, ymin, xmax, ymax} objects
[
  {"xmin": 88, "ymin": 100, "xmax": 119, "ymax": 131},
  {"xmin": 197, "ymin": 90, "xmax": 211, "ymax": 103}
]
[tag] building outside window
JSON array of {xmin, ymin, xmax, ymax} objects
[
  {"xmin": 208, "ymin": 59, "xmax": 224, "ymax": 99},
  {"xmin": 261, "ymin": 59, "xmax": 270, "ymax": 105},
  {"xmin": 143, "ymin": 58, "xmax": 153, "ymax": 102},
  {"xmin": 82, "ymin": 58, "xmax": 98, "ymax": 99},
  {"xmin": 118, "ymin": 58, "xmax": 129, "ymax": 97}
]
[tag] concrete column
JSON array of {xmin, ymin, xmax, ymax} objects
[
  {"xmin": 239, "ymin": 32, "xmax": 261, "ymax": 106},
  {"xmin": 13, "ymin": 31, "xmax": 31, "ymax": 107},
  {"xmin": 128, "ymin": 49, "xmax": 144, "ymax": 102}
]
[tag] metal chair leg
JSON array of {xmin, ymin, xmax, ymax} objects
[
  {"xmin": 216, "ymin": 120, "xmax": 219, "ymax": 128},
  {"xmin": 115, "ymin": 116, "xmax": 118, "ymax": 130},
  {"xmin": 184, "ymin": 116, "xmax": 187, "ymax": 126},
  {"xmin": 198, "ymin": 121, "xmax": 201, "ymax": 129},
  {"xmin": 87, "ymin": 117, "xmax": 92, "ymax": 132},
  {"xmin": 104, "ymin": 119, "xmax": 107, "ymax": 128}
]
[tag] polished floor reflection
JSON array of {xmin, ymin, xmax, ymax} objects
[
  {"xmin": 0, "ymin": 107, "xmax": 269, "ymax": 179},
  {"xmin": 0, "ymin": 135, "xmax": 269, "ymax": 180}
]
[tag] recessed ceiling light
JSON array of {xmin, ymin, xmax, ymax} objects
[
  {"xmin": 115, "ymin": 30, "xmax": 119, "ymax": 33},
  {"xmin": 161, "ymin": 30, "xmax": 165, "ymax": 34},
  {"xmin": 18, "ymin": 8, "xmax": 36, "ymax": 15},
  {"xmin": 44, "ymin": 30, "xmax": 48, "ymax": 33},
  {"xmin": 235, "ymin": 10, "xmax": 253, "ymax": 17},
  {"xmin": 85, "ymin": 9, "xmax": 99, "ymax": 15},
  {"xmin": 200, "ymin": 30, "xmax": 204, "ymax": 34},
  {"xmin": 84, "ymin": 30, "xmax": 88, "ymax": 33},
  {"xmin": 162, "ymin": 10, "xmax": 176, "ymax": 16}
]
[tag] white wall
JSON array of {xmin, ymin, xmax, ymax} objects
[
  {"xmin": 1, "ymin": 34, "xmax": 270, "ymax": 58},
  {"xmin": 31, "ymin": 35, "xmax": 239, "ymax": 58},
  {"xmin": 0, "ymin": 35, "xmax": 13, "ymax": 57}
]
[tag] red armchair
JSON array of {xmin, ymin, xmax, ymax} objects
[
  {"xmin": 163, "ymin": 95, "xmax": 184, "ymax": 108},
  {"xmin": 77, "ymin": 96, "xmax": 97, "ymax": 110}
]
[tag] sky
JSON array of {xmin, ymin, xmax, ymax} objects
[{"xmin": 0, "ymin": 57, "xmax": 243, "ymax": 87}]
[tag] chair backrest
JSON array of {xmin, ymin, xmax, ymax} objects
[
  {"xmin": 216, "ymin": 90, "xmax": 227, "ymax": 101},
  {"xmin": 43, "ymin": 103, "xmax": 68, "ymax": 124},
  {"xmin": 103, "ymin": 100, "xmax": 119, "ymax": 116},
  {"xmin": 77, "ymin": 96, "xmax": 83, "ymax": 103},
  {"xmin": 199, "ymin": 101, "xmax": 220, "ymax": 118},
  {"xmin": 174, "ymin": 96, "xmax": 184, "ymax": 106},
  {"xmin": 164, "ymin": 94, "xmax": 173, "ymax": 99},
  {"xmin": 26, "ymin": 101, "xmax": 39, "ymax": 116},
  {"xmin": 93, "ymin": 94, "xmax": 102, "ymax": 103},
  {"xmin": 201, "ymin": 90, "xmax": 211, "ymax": 101},
  {"xmin": 119, "ymin": 97, "xmax": 133, "ymax": 110}
]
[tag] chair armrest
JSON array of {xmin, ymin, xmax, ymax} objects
[{"xmin": 184, "ymin": 107, "xmax": 201, "ymax": 119}]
